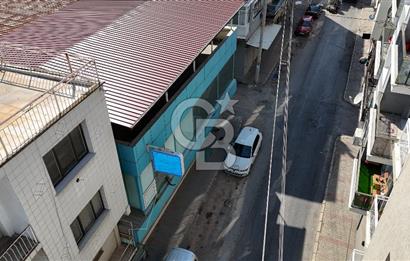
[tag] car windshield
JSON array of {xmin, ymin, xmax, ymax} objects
[
  {"xmin": 232, "ymin": 143, "xmax": 252, "ymax": 158},
  {"xmin": 302, "ymin": 21, "xmax": 311, "ymax": 27}
]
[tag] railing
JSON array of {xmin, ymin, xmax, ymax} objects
[
  {"xmin": 369, "ymin": 195, "xmax": 389, "ymax": 239},
  {"xmin": 351, "ymin": 249, "xmax": 365, "ymax": 261},
  {"xmin": 0, "ymin": 43, "xmax": 99, "ymax": 166},
  {"xmin": 396, "ymin": 54, "xmax": 410, "ymax": 86},
  {"xmin": 349, "ymin": 159, "xmax": 374, "ymax": 212},
  {"xmin": 0, "ymin": 225, "xmax": 39, "ymax": 261}
]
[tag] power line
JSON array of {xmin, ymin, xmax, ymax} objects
[
  {"xmin": 261, "ymin": 0, "xmax": 290, "ymax": 260},
  {"xmin": 278, "ymin": 0, "xmax": 295, "ymax": 259}
]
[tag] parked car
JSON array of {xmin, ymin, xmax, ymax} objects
[
  {"xmin": 305, "ymin": 3, "xmax": 323, "ymax": 19},
  {"xmin": 224, "ymin": 127, "xmax": 262, "ymax": 177},
  {"xmin": 326, "ymin": 0, "xmax": 341, "ymax": 14},
  {"xmin": 164, "ymin": 248, "xmax": 198, "ymax": 261},
  {"xmin": 294, "ymin": 15, "xmax": 313, "ymax": 36}
]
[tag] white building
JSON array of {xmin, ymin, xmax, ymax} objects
[
  {"xmin": 350, "ymin": 0, "xmax": 410, "ymax": 259},
  {"xmin": 0, "ymin": 45, "xmax": 129, "ymax": 261}
]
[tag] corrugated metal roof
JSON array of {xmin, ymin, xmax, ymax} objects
[{"xmin": 1, "ymin": 0, "xmax": 243, "ymax": 128}]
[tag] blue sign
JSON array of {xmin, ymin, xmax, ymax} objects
[{"xmin": 150, "ymin": 147, "xmax": 184, "ymax": 177}]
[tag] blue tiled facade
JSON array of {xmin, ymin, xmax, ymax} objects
[{"xmin": 116, "ymin": 30, "xmax": 237, "ymax": 243}]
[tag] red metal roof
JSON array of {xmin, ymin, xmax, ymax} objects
[{"xmin": 1, "ymin": 0, "xmax": 243, "ymax": 128}]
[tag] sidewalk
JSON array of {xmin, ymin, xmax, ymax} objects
[
  {"xmin": 312, "ymin": 136, "xmax": 361, "ymax": 261},
  {"xmin": 344, "ymin": 3, "xmax": 375, "ymax": 106}
]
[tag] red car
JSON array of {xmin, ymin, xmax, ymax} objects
[{"xmin": 294, "ymin": 15, "xmax": 313, "ymax": 36}]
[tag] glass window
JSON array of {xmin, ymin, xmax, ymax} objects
[
  {"xmin": 91, "ymin": 192, "xmax": 104, "ymax": 217},
  {"xmin": 218, "ymin": 57, "xmax": 234, "ymax": 96},
  {"xmin": 43, "ymin": 151, "xmax": 61, "ymax": 185},
  {"xmin": 70, "ymin": 190, "xmax": 105, "ymax": 245},
  {"xmin": 54, "ymin": 136, "xmax": 76, "ymax": 174},
  {"xmin": 78, "ymin": 204, "xmax": 96, "ymax": 232},
  {"xmin": 232, "ymin": 143, "xmax": 252, "ymax": 158},
  {"xmin": 70, "ymin": 127, "xmax": 87, "ymax": 159},
  {"xmin": 43, "ymin": 125, "xmax": 89, "ymax": 187},
  {"xmin": 70, "ymin": 219, "xmax": 84, "ymax": 244}
]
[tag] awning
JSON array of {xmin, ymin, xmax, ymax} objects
[{"xmin": 246, "ymin": 23, "xmax": 282, "ymax": 50}]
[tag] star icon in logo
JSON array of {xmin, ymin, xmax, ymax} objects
[{"xmin": 216, "ymin": 93, "xmax": 238, "ymax": 114}]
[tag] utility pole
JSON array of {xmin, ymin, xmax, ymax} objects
[{"xmin": 254, "ymin": 0, "xmax": 268, "ymax": 85}]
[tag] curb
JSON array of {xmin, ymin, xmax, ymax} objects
[
  {"xmin": 343, "ymin": 34, "xmax": 361, "ymax": 108},
  {"xmin": 311, "ymin": 135, "xmax": 340, "ymax": 261}
]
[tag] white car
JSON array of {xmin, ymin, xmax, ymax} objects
[
  {"xmin": 224, "ymin": 127, "xmax": 262, "ymax": 177},
  {"xmin": 163, "ymin": 248, "xmax": 198, "ymax": 261}
]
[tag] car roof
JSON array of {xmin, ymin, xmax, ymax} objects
[
  {"xmin": 165, "ymin": 248, "xmax": 196, "ymax": 261},
  {"xmin": 302, "ymin": 15, "xmax": 313, "ymax": 21},
  {"xmin": 235, "ymin": 127, "xmax": 260, "ymax": 146}
]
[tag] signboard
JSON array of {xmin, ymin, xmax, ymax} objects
[{"xmin": 149, "ymin": 146, "xmax": 185, "ymax": 177}]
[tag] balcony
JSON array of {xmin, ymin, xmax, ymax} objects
[
  {"xmin": 366, "ymin": 109, "xmax": 402, "ymax": 165},
  {"xmin": 351, "ymin": 249, "xmax": 365, "ymax": 261},
  {"xmin": 368, "ymin": 195, "xmax": 389, "ymax": 239},
  {"xmin": 349, "ymin": 158, "xmax": 392, "ymax": 213},
  {"xmin": 0, "ymin": 43, "xmax": 99, "ymax": 166},
  {"xmin": 0, "ymin": 225, "xmax": 39, "ymax": 261}
]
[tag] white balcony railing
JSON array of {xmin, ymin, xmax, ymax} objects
[
  {"xmin": 351, "ymin": 249, "xmax": 365, "ymax": 261},
  {"xmin": 369, "ymin": 195, "xmax": 389, "ymax": 239},
  {"xmin": 0, "ymin": 225, "xmax": 39, "ymax": 261},
  {"xmin": 0, "ymin": 43, "xmax": 100, "ymax": 166}
]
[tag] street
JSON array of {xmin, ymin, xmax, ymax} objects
[{"xmin": 145, "ymin": 1, "xmax": 365, "ymax": 260}]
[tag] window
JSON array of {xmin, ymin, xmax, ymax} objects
[
  {"xmin": 70, "ymin": 191, "xmax": 105, "ymax": 244},
  {"xmin": 218, "ymin": 57, "xmax": 234, "ymax": 96},
  {"xmin": 44, "ymin": 125, "xmax": 88, "ymax": 186},
  {"xmin": 252, "ymin": 135, "xmax": 260, "ymax": 155},
  {"xmin": 232, "ymin": 143, "xmax": 252, "ymax": 158}
]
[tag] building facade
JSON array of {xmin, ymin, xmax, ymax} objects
[
  {"xmin": 0, "ymin": 1, "xmax": 243, "ymax": 258},
  {"xmin": 0, "ymin": 47, "xmax": 129, "ymax": 261},
  {"xmin": 350, "ymin": 0, "xmax": 410, "ymax": 259}
]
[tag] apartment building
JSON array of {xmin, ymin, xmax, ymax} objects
[
  {"xmin": 233, "ymin": 0, "xmax": 285, "ymax": 82},
  {"xmin": 0, "ymin": 45, "xmax": 129, "ymax": 261},
  {"xmin": 0, "ymin": 0, "xmax": 244, "ymax": 255},
  {"xmin": 350, "ymin": 0, "xmax": 410, "ymax": 259}
]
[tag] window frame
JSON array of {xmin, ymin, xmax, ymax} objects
[
  {"xmin": 43, "ymin": 125, "xmax": 89, "ymax": 187},
  {"xmin": 70, "ymin": 191, "xmax": 105, "ymax": 245}
]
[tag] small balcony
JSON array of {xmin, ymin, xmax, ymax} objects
[
  {"xmin": 390, "ymin": 15, "xmax": 410, "ymax": 95},
  {"xmin": 368, "ymin": 195, "xmax": 389, "ymax": 240},
  {"xmin": 349, "ymin": 158, "xmax": 392, "ymax": 214},
  {"xmin": 351, "ymin": 249, "xmax": 365, "ymax": 261},
  {"xmin": 0, "ymin": 225, "xmax": 39, "ymax": 261},
  {"xmin": 366, "ymin": 109, "xmax": 401, "ymax": 165}
]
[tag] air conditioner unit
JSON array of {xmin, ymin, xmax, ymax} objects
[{"xmin": 353, "ymin": 127, "xmax": 365, "ymax": 146}]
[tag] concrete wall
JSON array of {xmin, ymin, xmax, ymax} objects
[
  {"xmin": 363, "ymin": 155, "xmax": 410, "ymax": 260},
  {"xmin": 381, "ymin": 83, "xmax": 410, "ymax": 116},
  {"xmin": 234, "ymin": 40, "xmax": 258, "ymax": 82},
  {"xmin": 0, "ymin": 177, "xmax": 28, "ymax": 236},
  {"xmin": 0, "ymin": 89, "xmax": 129, "ymax": 261},
  {"xmin": 116, "ymin": 30, "xmax": 238, "ymax": 243}
]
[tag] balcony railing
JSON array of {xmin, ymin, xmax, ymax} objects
[
  {"xmin": 0, "ymin": 43, "xmax": 100, "ymax": 166},
  {"xmin": 0, "ymin": 225, "xmax": 39, "ymax": 261},
  {"xmin": 396, "ymin": 55, "xmax": 410, "ymax": 86},
  {"xmin": 349, "ymin": 158, "xmax": 391, "ymax": 213},
  {"xmin": 351, "ymin": 249, "xmax": 365, "ymax": 261},
  {"xmin": 369, "ymin": 195, "xmax": 389, "ymax": 239}
]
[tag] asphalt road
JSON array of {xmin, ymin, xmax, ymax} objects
[{"xmin": 145, "ymin": 2, "xmax": 364, "ymax": 260}]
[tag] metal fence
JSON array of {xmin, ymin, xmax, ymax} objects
[
  {"xmin": 369, "ymin": 195, "xmax": 389, "ymax": 239},
  {"xmin": 0, "ymin": 225, "xmax": 39, "ymax": 261},
  {"xmin": 0, "ymin": 43, "xmax": 99, "ymax": 166}
]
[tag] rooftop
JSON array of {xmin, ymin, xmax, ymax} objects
[
  {"xmin": 0, "ymin": 44, "xmax": 100, "ymax": 166},
  {"xmin": 0, "ymin": 0, "xmax": 243, "ymax": 129},
  {"xmin": 0, "ymin": 0, "xmax": 77, "ymax": 36}
]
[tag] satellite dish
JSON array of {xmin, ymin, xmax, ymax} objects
[{"xmin": 353, "ymin": 92, "xmax": 363, "ymax": 104}]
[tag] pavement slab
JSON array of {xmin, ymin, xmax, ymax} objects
[{"xmin": 312, "ymin": 136, "xmax": 361, "ymax": 261}]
